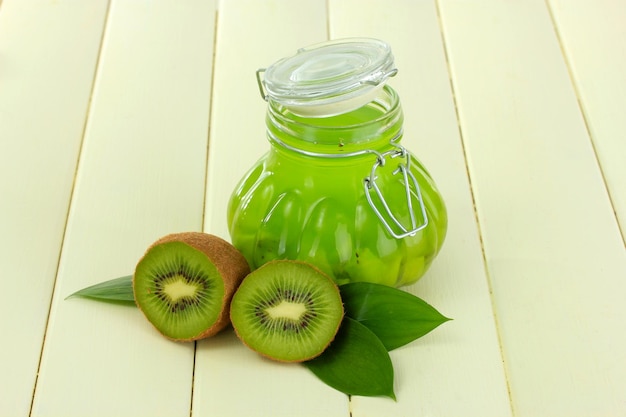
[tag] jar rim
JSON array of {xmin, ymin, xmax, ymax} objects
[
  {"xmin": 266, "ymin": 85, "xmax": 403, "ymax": 155},
  {"xmin": 260, "ymin": 38, "xmax": 397, "ymax": 117},
  {"xmin": 267, "ymin": 85, "xmax": 401, "ymax": 132}
]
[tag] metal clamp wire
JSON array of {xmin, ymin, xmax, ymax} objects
[
  {"xmin": 267, "ymin": 130, "xmax": 428, "ymax": 239},
  {"xmin": 364, "ymin": 146, "xmax": 429, "ymax": 239}
]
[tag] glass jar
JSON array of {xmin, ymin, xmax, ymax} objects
[{"xmin": 227, "ymin": 38, "xmax": 447, "ymax": 287}]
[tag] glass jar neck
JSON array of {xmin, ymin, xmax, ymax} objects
[{"xmin": 266, "ymin": 85, "xmax": 403, "ymax": 157}]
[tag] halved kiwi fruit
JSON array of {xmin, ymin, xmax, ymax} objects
[
  {"xmin": 230, "ymin": 260, "xmax": 344, "ymax": 362},
  {"xmin": 133, "ymin": 232, "xmax": 250, "ymax": 341}
]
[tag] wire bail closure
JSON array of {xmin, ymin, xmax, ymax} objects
[
  {"xmin": 363, "ymin": 145, "xmax": 429, "ymax": 239},
  {"xmin": 256, "ymin": 68, "xmax": 269, "ymax": 101},
  {"xmin": 266, "ymin": 130, "xmax": 428, "ymax": 240}
]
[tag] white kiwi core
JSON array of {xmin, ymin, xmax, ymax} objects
[
  {"xmin": 163, "ymin": 277, "xmax": 201, "ymax": 302},
  {"xmin": 265, "ymin": 300, "xmax": 307, "ymax": 321}
]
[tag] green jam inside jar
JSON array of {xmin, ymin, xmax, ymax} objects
[{"xmin": 228, "ymin": 86, "xmax": 447, "ymax": 287}]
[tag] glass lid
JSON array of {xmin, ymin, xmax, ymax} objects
[{"xmin": 258, "ymin": 38, "xmax": 397, "ymax": 117}]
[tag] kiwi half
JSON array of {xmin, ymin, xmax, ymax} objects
[
  {"xmin": 230, "ymin": 260, "xmax": 344, "ymax": 362},
  {"xmin": 133, "ymin": 232, "xmax": 250, "ymax": 341}
]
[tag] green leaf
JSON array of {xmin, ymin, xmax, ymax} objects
[
  {"xmin": 304, "ymin": 317, "xmax": 396, "ymax": 400},
  {"xmin": 65, "ymin": 275, "xmax": 135, "ymax": 304},
  {"xmin": 340, "ymin": 282, "xmax": 451, "ymax": 351}
]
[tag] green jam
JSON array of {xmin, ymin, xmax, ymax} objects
[{"xmin": 228, "ymin": 86, "xmax": 447, "ymax": 287}]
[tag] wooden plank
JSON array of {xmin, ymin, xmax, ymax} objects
[
  {"xmin": 0, "ymin": 1, "xmax": 108, "ymax": 415},
  {"xmin": 194, "ymin": 1, "xmax": 350, "ymax": 416},
  {"xmin": 438, "ymin": 1, "xmax": 626, "ymax": 416},
  {"xmin": 202, "ymin": 1, "xmax": 329, "ymax": 240},
  {"xmin": 328, "ymin": 1, "xmax": 513, "ymax": 416},
  {"xmin": 548, "ymin": 0, "xmax": 626, "ymax": 240},
  {"xmin": 29, "ymin": 1, "xmax": 216, "ymax": 416}
]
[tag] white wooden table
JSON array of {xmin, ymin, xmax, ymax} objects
[{"xmin": 1, "ymin": 1, "xmax": 625, "ymax": 416}]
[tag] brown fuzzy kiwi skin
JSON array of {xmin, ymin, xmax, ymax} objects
[
  {"xmin": 133, "ymin": 232, "xmax": 250, "ymax": 341},
  {"xmin": 230, "ymin": 260, "xmax": 344, "ymax": 363}
]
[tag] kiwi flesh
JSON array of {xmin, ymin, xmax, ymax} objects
[
  {"xmin": 230, "ymin": 260, "xmax": 344, "ymax": 362},
  {"xmin": 133, "ymin": 232, "xmax": 250, "ymax": 341}
]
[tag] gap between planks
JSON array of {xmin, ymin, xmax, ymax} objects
[
  {"xmin": 325, "ymin": 0, "xmax": 331, "ymax": 41},
  {"xmin": 194, "ymin": 6, "xmax": 221, "ymax": 417},
  {"xmin": 544, "ymin": 0, "xmax": 625, "ymax": 246},
  {"xmin": 433, "ymin": 1, "xmax": 517, "ymax": 416},
  {"xmin": 200, "ymin": 6, "xmax": 221, "ymax": 235},
  {"xmin": 27, "ymin": 0, "xmax": 114, "ymax": 415}
]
